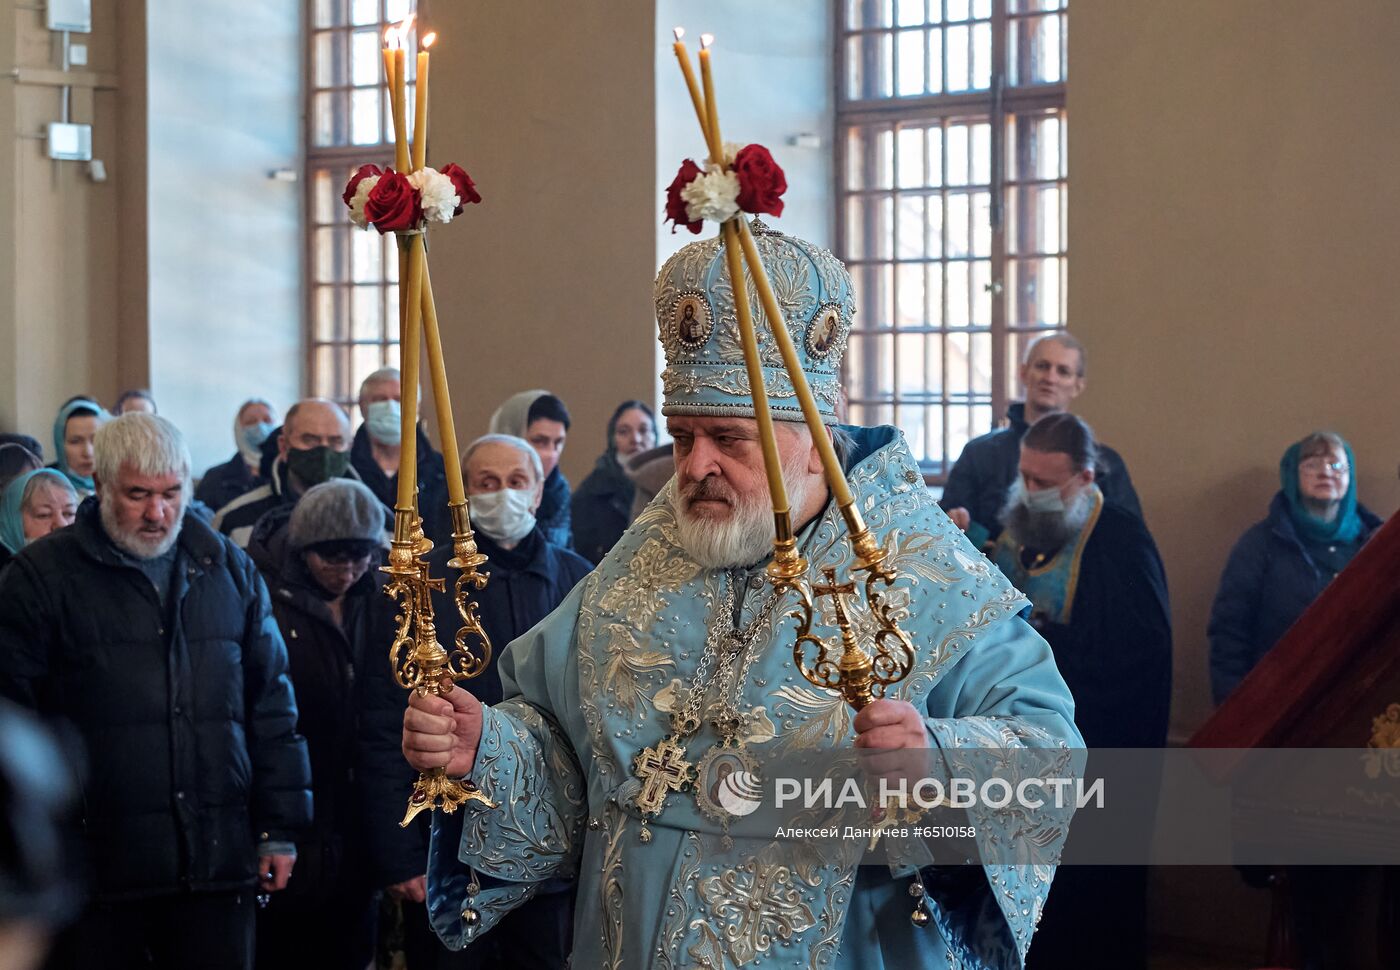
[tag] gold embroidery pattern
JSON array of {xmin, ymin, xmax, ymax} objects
[
  {"xmin": 694, "ymin": 864, "xmax": 817, "ymax": 966},
  {"xmin": 661, "ymin": 366, "xmax": 841, "ymax": 410},
  {"xmin": 597, "ymin": 538, "xmax": 701, "ymax": 628},
  {"xmin": 806, "ymin": 869, "xmax": 857, "ymax": 970},
  {"xmin": 771, "ymin": 684, "xmax": 853, "ymax": 751},
  {"xmin": 656, "ymin": 833, "xmax": 705, "ymax": 970},
  {"xmin": 599, "ymin": 803, "xmax": 626, "ymax": 970},
  {"xmin": 601, "ymin": 623, "xmax": 675, "ymax": 718}
]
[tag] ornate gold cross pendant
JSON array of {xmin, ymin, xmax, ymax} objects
[{"xmin": 632, "ymin": 735, "xmax": 695, "ymax": 825}]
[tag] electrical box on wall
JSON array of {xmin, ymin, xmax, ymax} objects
[
  {"xmin": 47, "ymin": 0, "xmax": 92, "ymax": 33},
  {"xmin": 47, "ymin": 123, "xmax": 92, "ymax": 161}
]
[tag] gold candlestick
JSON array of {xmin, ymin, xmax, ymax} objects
[
  {"xmin": 675, "ymin": 32, "xmax": 915, "ymax": 711},
  {"xmin": 376, "ymin": 21, "xmax": 495, "ymax": 822}
]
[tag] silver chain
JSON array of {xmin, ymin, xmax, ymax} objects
[{"xmin": 668, "ymin": 571, "xmax": 783, "ymax": 740}]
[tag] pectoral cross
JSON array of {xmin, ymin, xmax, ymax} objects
[{"xmin": 633, "ymin": 735, "xmax": 694, "ymax": 817}]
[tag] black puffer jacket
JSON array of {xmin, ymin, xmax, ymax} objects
[
  {"xmin": 0, "ymin": 499, "xmax": 311, "ymax": 900},
  {"xmin": 247, "ymin": 509, "xmax": 390, "ymax": 900}
]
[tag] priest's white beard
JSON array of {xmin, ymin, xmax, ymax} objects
[
  {"xmin": 101, "ymin": 496, "xmax": 185, "ymax": 560},
  {"xmin": 671, "ymin": 447, "xmax": 816, "ymax": 570}
]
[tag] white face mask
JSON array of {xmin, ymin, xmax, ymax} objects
[
  {"xmin": 469, "ymin": 488, "xmax": 537, "ymax": 545},
  {"xmin": 1021, "ymin": 485, "xmax": 1066, "ymax": 514},
  {"xmin": 364, "ymin": 399, "xmax": 402, "ymax": 446}
]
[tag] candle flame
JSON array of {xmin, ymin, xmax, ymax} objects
[
  {"xmin": 672, "ymin": 26, "xmax": 685, "ymax": 42},
  {"xmin": 699, "ymin": 32, "xmax": 714, "ymax": 49},
  {"xmin": 385, "ymin": 14, "xmax": 416, "ymax": 49},
  {"xmin": 422, "ymin": 31, "xmax": 438, "ymax": 49}
]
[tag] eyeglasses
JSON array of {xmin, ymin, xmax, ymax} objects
[
  {"xmin": 312, "ymin": 548, "xmax": 375, "ymax": 565},
  {"xmin": 1300, "ymin": 458, "xmax": 1349, "ymax": 475}
]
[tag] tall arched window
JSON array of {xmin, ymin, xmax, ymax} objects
[
  {"xmin": 837, "ymin": 0, "xmax": 1067, "ymax": 479},
  {"xmin": 305, "ymin": 0, "xmax": 416, "ymax": 410}
]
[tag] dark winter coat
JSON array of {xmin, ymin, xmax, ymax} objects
[
  {"xmin": 1208, "ymin": 492, "xmax": 1383, "ymax": 705},
  {"xmin": 941, "ymin": 403, "xmax": 1143, "ymax": 545},
  {"xmin": 247, "ymin": 510, "xmax": 391, "ymax": 907},
  {"xmin": 571, "ymin": 451, "xmax": 635, "ymax": 565},
  {"xmin": 0, "ymin": 498, "xmax": 311, "ymax": 900},
  {"xmin": 538, "ymin": 466, "xmax": 573, "ymax": 551},
  {"xmin": 349, "ymin": 424, "xmax": 451, "ymax": 548},
  {"xmin": 1029, "ymin": 503, "xmax": 1173, "ymax": 748},
  {"xmin": 196, "ymin": 453, "xmax": 266, "ymax": 513},
  {"xmin": 357, "ymin": 525, "xmax": 590, "ymax": 886}
]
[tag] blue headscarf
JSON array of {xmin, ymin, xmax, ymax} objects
[
  {"xmin": 1279, "ymin": 434, "xmax": 1362, "ymax": 543},
  {"xmin": 51, "ymin": 398, "xmax": 106, "ymax": 493},
  {"xmin": 0, "ymin": 469, "xmax": 76, "ymax": 554}
]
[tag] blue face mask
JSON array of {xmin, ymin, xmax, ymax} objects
[
  {"xmin": 365, "ymin": 400, "xmax": 402, "ymax": 446},
  {"xmin": 1021, "ymin": 485, "xmax": 1066, "ymax": 514},
  {"xmin": 238, "ymin": 422, "xmax": 275, "ymax": 468}
]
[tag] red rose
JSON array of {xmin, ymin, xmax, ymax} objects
[
  {"xmin": 733, "ymin": 144, "xmax": 787, "ymax": 218},
  {"xmin": 364, "ymin": 171, "xmax": 423, "ymax": 233},
  {"xmin": 341, "ymin": 163, "xmax": 383, "ymax": 208},
  {"xmin": 665, "ymin": 159, "xmax": 704, "ymax": 234},
  {"xmin": 439, "ymin": 163, "xmax": 482, "ymax": 215}
]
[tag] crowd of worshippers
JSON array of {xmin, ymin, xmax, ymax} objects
[{"xmin": 0, "ymin": 334, "xmax": 1378, "ymax": 970}]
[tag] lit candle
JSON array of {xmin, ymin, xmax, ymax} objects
[
  {"xmin": 697, "ymin": 33, "xmax": 723, "ymax": 167},
  {"xmin": 737, "ymin": 220, "xmax": 855, "ymax": 509},
  {"xmin": 723, "ymin": 220, "xmax": 788, "ymax": 513},
  {"xmin": 412, "ymin": 31, "xmax": 436, "ymax": 173},
  {"xmin": 689, "ymin": 35, "xmax": 788, "ymax": 512},
  {"xmin": 671, "ymin": 28, "xmax": 712, "ymax": 155},
  {"xmin": 419, "ymin": 263, "xmax": 466, "ymax": 506},
  {"xmin": 396, "ymin": 234, "xmax": 425, "ymax": 511},
  {"xmin": 382, "ymin": 33, "xmax": 397, "ymax": 121},
  {"xmin": 389, "ymin": 18, "xmax": 413, "ymax": 173}
]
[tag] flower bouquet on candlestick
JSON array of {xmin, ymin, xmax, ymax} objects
[{"xmin": 666, "ymin": 29, "xmax": 916, "ymax": 713}]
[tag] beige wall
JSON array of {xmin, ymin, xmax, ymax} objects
[
  {"xmin": 1070, "ymin": 0, "xmax": 1400, "ymax": 740},
  {"xmin": 0, "ymin": 0, "xmax": 143, "ymax": 444},
  {"xmin": 419, "ymin": 0, "xmax": 657, "ymax": 483}
]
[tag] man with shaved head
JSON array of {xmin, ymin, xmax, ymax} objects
[{"xmin": 213, "ymin": 398, "xmax": 355, "ymax": 548}]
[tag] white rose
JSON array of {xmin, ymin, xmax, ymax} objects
[
  {"xmin": 705, "ymin": 141, "xmax": 743, "ymax": 173},
  {"xmin": 348, "ymin": 175, "xmax": 380, "ymax": 229},
  {"xmin": 681, "ymin": 170, "xmax": 740, "ymax": 225},
  {"xmin": 408, "ymin": 166, "xmax": 460, "ymax": 225}
]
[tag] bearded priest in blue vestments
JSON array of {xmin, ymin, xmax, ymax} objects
[{"xmin": 403, "ymin": 223, "xmax": 1083, "ymax": 969}]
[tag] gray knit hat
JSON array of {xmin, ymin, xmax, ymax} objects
[{"xmin": 288, "ymin": 479, "xmax": 388, "ymax": 551}]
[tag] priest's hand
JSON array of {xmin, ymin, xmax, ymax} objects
[
  {"xmin": 853, "ymin": 699, "xmax": 929, "ymax": 750},
  {"xmin": 946, "ymin": 506, "xmax": 971, "ymax": 532},
  {"xmin": 853, "ymin": 699, "xmax": 929, "ymax": 786},
  {"xmin": 403, "ymin": 682, "xmax": 483, "ymax": 779}
]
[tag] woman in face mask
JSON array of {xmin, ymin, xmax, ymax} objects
[
  {"xmin": 570, "ymin": 400, "xmax": 657, "ymax": 565},
  {"xmin": 488, "ymin": 390, "xmax": 574, "ymax": 549},
  {"xmin": 48, "ymin": 398, "xmax": 107, "ymax": 499},
  {"xmin": 366, "ymin": 433, "xmax": 592, "ymax": 969},
  {"xmin": 0, "ymin": 469, "xmax": 79, "ymax": 572},
  {"xmin": 195, "ymin": 399, "xmax": 279, "ymax": 514}
]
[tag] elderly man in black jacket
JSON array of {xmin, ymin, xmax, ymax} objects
[
  {"xmin": 0, "ymin": 413, "xmax": 311, "ymax": 970},
  {"xmin": 360, "ymin": 433, "xmax": 591, "ymax": 969}
]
